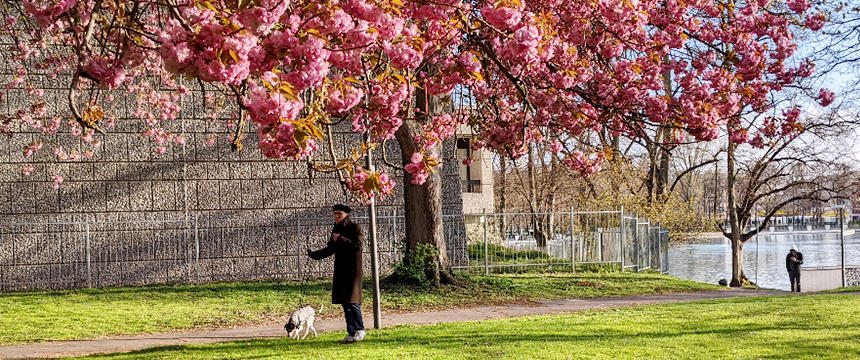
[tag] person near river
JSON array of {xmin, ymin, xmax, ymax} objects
[{"xmin": 786, "ymin": 245, "xmax": 804, "ymax": 292}]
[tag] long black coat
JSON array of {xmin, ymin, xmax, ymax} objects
[
  {"xmin": 786, "ymin": 252, "xmax": 803, "ymax": 272},
  {"xmin": 308, "ymin": 218, "xmax": 363, "ymax": 304}
]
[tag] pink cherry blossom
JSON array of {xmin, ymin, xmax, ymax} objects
[
  {"xmin": 787, "ymin": 0, "xmax": 810, "ymax": 14},
  {"xmin": 805, "ymin": 13, "xmax": 826, "ymax": 31},
  {"xmin": 818, "ymin": 88, "xmax": 834, "ymax": 107},
  {"xmin": 4, "ymin": 0, "xmax": 823, "ymax": 200},
  {"xmin": 23, "ymin": 0, "xmax": 77, "ymax": 27},
  {"xmin": 24, "ymin": 141, "xmax": 43, "ymax": 158},
  {"xmin": 482, "ymin": 5, "xmax": 523, "ymax": 31},
  {"xmin": 52, "ymin": 174, "xmax": 63, "ymax": 189}
]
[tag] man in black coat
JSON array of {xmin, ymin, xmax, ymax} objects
[
  {"xmin": 786, "ymin": 245, "xmax": 803, "ymax": 292},
  {"xmin": 308, "ymin": 204, "xmax": 365, "ymax": 343}
]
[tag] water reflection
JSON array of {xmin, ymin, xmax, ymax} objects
[{"xmin": 668, "ymin": 232, "xmax": 860, "ymax": 291}]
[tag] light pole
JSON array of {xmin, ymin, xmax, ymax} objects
[
  {"xmin": 366, "ymin": 137, "xmax": 382, "ymax": 329},
  {"xmin": 755, "ymin": 208, "xmax": 759, "ymax": 287},
  {"xmin": 840, "ymin": 205, "xmax": 845, "ymax": 288}
]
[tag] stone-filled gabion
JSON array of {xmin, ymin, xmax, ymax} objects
[{"xmin": 0, "ymin": 69, "xmax": 467, "ymax": 291}]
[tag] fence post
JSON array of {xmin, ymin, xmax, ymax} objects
[
  {"xmin": 634, "ymin": 217, "xmax": 640, "ymax": 272},
  {"xmin": 649, "ymin": 225, "xmax": 654, "ymax": 271},
  {"xmin": 619, "ymin": 206, "xmax": 625, "ymax": 271},
  {"xmin": 570, "ymin": 207, "xmax": 575, "ymax": 273},
  {"xmin": 185, "ymin": 218, "xmax": 191, "ymax": 282},
  {"xmin": 664, "ymin": 229, "xmax": 669, "ymax": 274},
  {"xmin": 85, "ymin": 219, "xmax": 91, "ymax": 287},
  {"xmin": 483, "ymin": 209, "xmax": 489, "ymax": 275},
  {"xmin": 391, "ymin": 209, "xmax": 398, "ymax": 262},
  {"xmin": 841, "ymin": 206, "xmax": 845, "ymax": 288},
  {"xmin": 194, "ymin": 216, "xmax": 200, "ymax": 282},
  {"xmin": 297, "ymin": 217, "xmax": 302, "ymax": 281},
  {"xmin": 598, "ymin": 228, "xmax": 603, "ymax": 263},
  {"xmin": 657, "ymin": 227, "xmax": 663, "ymax": 274}
]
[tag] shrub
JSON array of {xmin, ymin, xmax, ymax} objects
[{"xmin": 389, "ymin": 243, "xmax": 440, "ymax": 288}]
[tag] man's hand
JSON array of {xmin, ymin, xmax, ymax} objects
[
  {"xmin": 306, "ymin": 249, "xmax": 312, "ymax": 256},
  {"xmin": 332, "ymin": 233, "xmax": 341, "ymax": 241}
]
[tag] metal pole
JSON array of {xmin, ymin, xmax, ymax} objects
[
  {"xmin": 646, "ymin": 226, "xmax": 651, "ymax": 270},
  {"xmin": 634, "ymin": 217, "xmax": 640, "ymax": 272},
  {"xmin": 366, "ymin": 140, "xmax": 382, "ymax": 329},
  {"xmin": 841, "ymin": 206, "xmax": 845, "ymax": 288},
  {"xmin": 570, "ymin": 207, "xmax": 575, "ymax": 273},
  {"xmin": 619, "ymin": 206, "xmax": 625, "ymax": 271},
  {"xmin": 598, "ymin": 224, "xmax": 603, "ymax": 263},
  {"xmin": 755, "ymin": 209, "xmax": 759, "ymax": 287},
  {"xmin": 85, "ymin": 219, "xmax": 91, "ymax": 287},
  {"xmin": 194, "ymin": 216, "xmax": 200, "ymax": 282},
  {"xmin": 391, "ymin": 209, "xmax": 398, "ymax": 262},
  {"xmin": 483, "ymin": 208, "xmax": 489, "ymax": 275},
  {"xmin": 297, "ymin": 218, "xmax": 302, "ymax": 281},
  {"xmin": 663, "ymin": 229, "xmax": 669, "ymax": 273},
  {"xmin": 657, "ymin": 226, "xmax": 662, "ymax": 272}
]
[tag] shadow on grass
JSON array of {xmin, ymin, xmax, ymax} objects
[
  {"xmin": 1, "ymin": 281, "xmax": 334, "ymax": 299},
  {"xmin": 3, "ymin": 271, "xmax": 698, "ymax": 300},
  {"xmin": 83, "ymin": 321, "xmax": 860, "ymax": 359}
]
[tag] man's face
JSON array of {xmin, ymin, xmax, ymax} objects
[{"xmin": 333, "ymin": 210, "xmax": 347, "ymax": 223}]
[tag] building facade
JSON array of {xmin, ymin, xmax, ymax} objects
[{"xmin": 456, "ymin": 126, "xmax": 495, "ymax": 215}]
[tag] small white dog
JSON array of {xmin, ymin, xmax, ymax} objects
[{"xmin": 284, "ymin": 305, "xmax": 323, "ymax": 340}]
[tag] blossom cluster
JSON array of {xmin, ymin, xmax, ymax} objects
[
  {"xmin": 345, "ymin": 167, "xmax": 397, "ymax": 204},
  {"xmin": 6, "ymin": 0, "xmax": 828, "ymax": 196}
]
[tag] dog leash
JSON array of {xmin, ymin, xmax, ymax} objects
[
  {"xmin": 298, "ymin": 261, "xmax": 308, "ymax": 307},
  {"xmin": 298, "ymin": 234, "xmax": 307, "ymax": 308}
]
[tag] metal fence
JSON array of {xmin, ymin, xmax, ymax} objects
[
  {"xmin": 0, "ymin": 208, "xmax": 668, "ymax": 291},
  {"xmin": 446, "ymin": 209, "xmax": 669, "ymax": 274},
  {"xmin": 0, "ymin": 211, "xmax": 425, "ymax": 291}
]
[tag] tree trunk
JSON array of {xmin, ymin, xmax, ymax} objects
[
  {"xmin": 498, "ymin": 155, "xmax": 507, "ymax": 234},
  {"xmin": 393, "ymin": 87, "xmax": 449, "ymax": 286},
  {"xmin": 713, "ymin": 161, "xmax": 719, "ymax": 218},
  {"xmin": 730, "ymin": 234, "xmax": 745, "ymax": 286},
  {"xmin": 646, "ymin": 146, "xmax": 658, "ymax": 204},
  {"xmin": 652, "ymin": 59, "xmax": 673, "ymax": 203},
  {"xmin": 656, "ymin": 142, "xmax": 670, "ymax": 198},
  {"xmin": 726, "ymin": 139, "xmax": 746, "ymax": 287},
  {"xmin": 526, "ymin": 146, "xmax": 548, "ymax": 248}
]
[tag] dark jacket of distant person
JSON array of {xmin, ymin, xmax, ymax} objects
[{"xmin": 786, "ymin": 251, "xmax": 803, "ymax": 272}]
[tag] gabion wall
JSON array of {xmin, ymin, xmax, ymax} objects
[{"xmin": 0, "ymin": 70, "xmax": 466, "ymax": 291}]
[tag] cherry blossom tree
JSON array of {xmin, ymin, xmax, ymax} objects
[{"xmin": 0, "ymin": 0, "xmax": 827, "ymax": 283}]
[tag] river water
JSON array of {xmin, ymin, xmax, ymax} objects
[{"xmin": 668, "ymin": 231, "xmax": 860, "ymax": 291}]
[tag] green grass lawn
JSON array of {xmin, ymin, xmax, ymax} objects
[
  {"xmin": 465, "ymin": 243, "xmax": 622, "ymax": 273},
  {"xmin": 82, "ymin": 294, "xmax": 860, "ymax": 360},
  {"xmin": 824, "ymin": 286, "xmax": 860, "ymax": 293},
  {"xmin": 0, "ymin": 272, "xmax": 716, "ymax": 345}
]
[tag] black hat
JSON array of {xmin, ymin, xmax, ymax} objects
[{"xmin": 333, "ymin": 204, "xmax": 352, "ymax": 213}]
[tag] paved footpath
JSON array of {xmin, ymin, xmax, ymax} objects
[{"xmin": 0, "ymin": 289, "xmax": 791, "ymax": 359}]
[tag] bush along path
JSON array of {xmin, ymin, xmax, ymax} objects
[{"xmin": 0, "ymin": 288, "xmax": 783, "ymax": 359}]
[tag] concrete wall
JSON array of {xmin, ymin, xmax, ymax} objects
[
  {"xmin": 456, "ymin": 124, "xmax": 494, "ymax": 215},
  {"xmin": 0, "ymin": 69, "xmax": 466, "ymax": 291},
  {"xmin": 461, "ymin": 147, "xmax": 494, "ymax": 214},
  {"xmin": 800, "ymin": 266, "xmax": 860, "ymax": 292}
]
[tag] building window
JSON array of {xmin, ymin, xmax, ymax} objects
[{"xmin": 457, "ymin": 138, "xmax": 480, "ymax": 193}]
